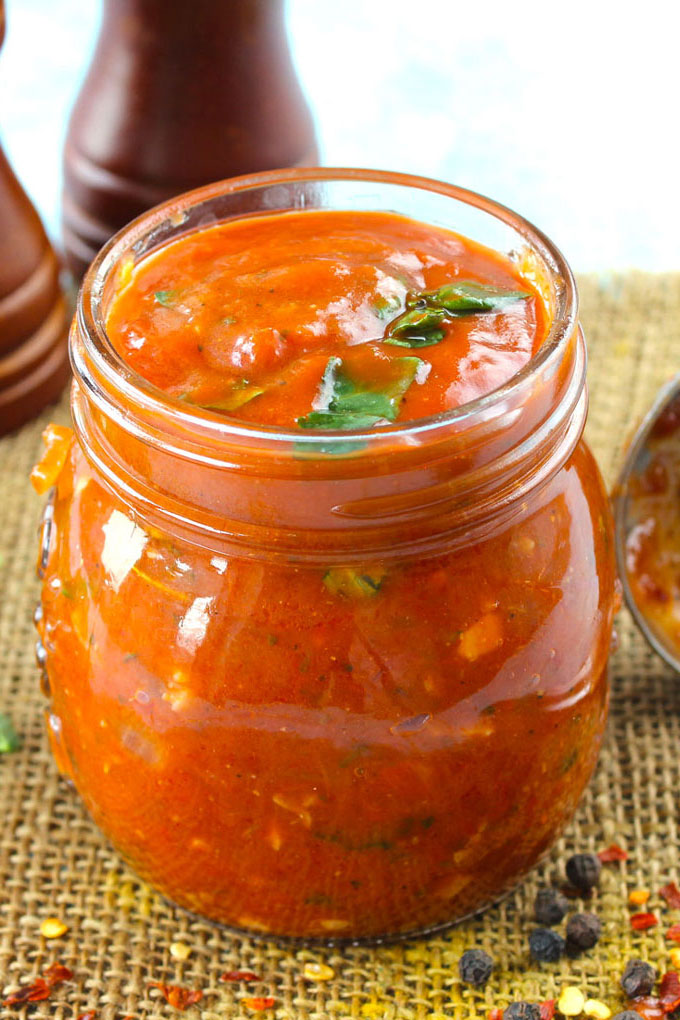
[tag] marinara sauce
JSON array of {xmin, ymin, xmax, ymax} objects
[{"xmin": 33, "ymin": 170, "xmax": 617, "ymax": 942}]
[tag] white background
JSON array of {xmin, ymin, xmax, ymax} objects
[{"xmin": 1, "ymin": 0, "xmax": 679, "ymax": 271}]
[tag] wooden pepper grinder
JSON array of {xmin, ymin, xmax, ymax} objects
[
  {"xmin": 0, "ymin": 0, "xmax": 70, "ymax": 436},
  {"xmin": 62, "ymin": 0, "xmax": 319, "ymax": 279}
]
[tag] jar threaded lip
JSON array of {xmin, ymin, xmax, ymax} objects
[{"xmin": 74, "ymin": 167, "xmax": 577, "ymax": 453}]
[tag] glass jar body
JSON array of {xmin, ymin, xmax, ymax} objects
[
  {"xmin": 35, "ymin": 168, "xmax": 618, "ymax": 942},
  {"xmin": 38, "ymin": 430, "xmax": 615, "ymax": 942}
]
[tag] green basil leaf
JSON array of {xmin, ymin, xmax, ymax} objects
[
  {"xmin": 201, "ymin": 384, "xmax": 265, "ymax": 412},
  {"xmin": 372, "ymin": 294, "xmax": 402, "ymax": 320},
  {"xmin": 388, "ymin": 307, "xmax": 447, "ymax": 335},
  {"xmin": 384, "ymin": 329, "xmax": 446, "ymax": 348},
  {"xmin": 418, "ymin": 280, "xmax": 530, "ymax": 314},
  {"xmin": 383, "ymin": 306, "xmax": 447, "ymax": 348},
  {"xmin": 154, "ymin": 289, "xmax": 180, "ymax": 307},
  {"xmin": 298, "ymin": 410, "xmax": 387, "ymax": 430},
  {"xmin": 292, "ymin": 438, "xmax": 367, "ymax": 457},
  {"xmin": 297, "ymin": 356, "xmax": 422, "ymax": 431},
  {"xmin": 182, "ymin": 379, "xmax": 265, "ymax": 412},
  {"xmin": 0, "ymin": 713, "xmax": 21, "ymax": 754}
]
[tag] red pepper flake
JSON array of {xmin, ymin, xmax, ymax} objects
[
  {"xmin": 149, "ymin": 982, "xmax": 203, "ymax": 1011},
  {"xmin": 221, "ymin": 970, "xmax": 261, "ymax": 983},
  {"xmin": 598, "ymin": 843, "xmax": 628, "ymax": 863},
  {"xmin": 660, "ymin": 883, "xmax": 680, "ymax": 909},
  {"xmin": 3, "ymin": 961, "xmax": 73, "ymax": 1008},
  {"xmin": 241, "ymin": 997, "xmax": 276, "ymax": 1012},
  {"xmin": 44, "ymin": 962, "xmax": 74, "ymax": 986},
  {"xmin": 626, "ymin": 997, "xmax": 666, "ymax": 1020},
  {"xmin": 631, "ymin": 911, "xmax": 659, "ymax": 931},
  {"xmin": 659, "ymin": 972, "xmax": 680, "ymax": 1013},
  {"xmin": 539, "ymin": 1001, "xmax": 556, "ymax": 1020},
  {"xmin": 667, "ymin": 924, "xmax": 680, "ymax": 943},
  {"xmin": 77, "ymin": 1013, "xmax": 97, "ymax": 1020},
  {"xmin": 487, "ymin": 1010, "xmax": 503, "ymax": 1020},
  {"xmin": 3, "ymin": 980, "xmax": 51, "ymax": 1007}
]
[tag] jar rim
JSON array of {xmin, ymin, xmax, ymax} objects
[{"xmin": 75, "ymin": 166, "xmax": 578, "ymax": 455}]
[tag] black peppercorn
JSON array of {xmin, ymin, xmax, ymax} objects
[
  {"xmin": 611, "ymin": 1013, "xmax": 644, "ymax": 1020},
  {"xmin": 620, "ymin": 958, "xmax": 657, "ymax": 998},
  {"xmin": 529, "ymin": 927, "xmax": 565, "ymax": 963},
  {"xmin": 565, "ymin": 912, "xmax": 602, "ymax": 952},
  {"xmin": 565, "ymin": 852, "xmax": 602, "ymax": 890},
  {"xmin": 458, "ymin": 948, "xmax": 494, "ymax": 987},
  {"xmin": 534, "ymin": 887, "xmax": 569, "ymax": 926},
  {"xmin": 503, "ymin": 1004, "xmax": 541, "ymax": 1020}
]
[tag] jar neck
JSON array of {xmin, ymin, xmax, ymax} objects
[
  {"xmin": 69, "ymin": 168, "xmax": 583, "ymax": 564},
  {"xmin": 70, "ymin": 321, "xmax": 586, "ymax": 565}
]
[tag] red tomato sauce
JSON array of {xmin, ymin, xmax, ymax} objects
[
  {"xmin": 624, "ymin": 393, "xmax": 680, "ymax": 656},
  {"xmin": 105, "ymin": 210, "xmax": 547, "ymax": 426},
  {"xmin": 33, "ymin": 205, "xmax": 616, "ymax": 941}
]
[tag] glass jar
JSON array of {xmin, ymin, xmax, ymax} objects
[{"xmin": 35, "ymin": 169, "xmax": 617, "ymax": 943}]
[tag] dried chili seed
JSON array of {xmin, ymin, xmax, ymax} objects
[
  {"xmin": 529, "ymin": 928, "xmax": 565, "ymax": 963},
  {"xmin": 668, "ymin": 925, "xmax": 680, "ymax": 944},
  {"xmin": 458, "ymin": 948, "xmax": 494, "ymax": 987},
  {"xmin": 660, "ymin": 884, "xmax": 680, "ymax": 909},
  {"xmin": 629, "ymin": 890, "xmax": 651, "ymax": 907},
  {"xmin": 169, "ymin": 941, "xmax": 191, "ymax": 961},
  {"xmin": 621, "ymin": 959, "xmax": 658, "ymax": 998},
  {"xmin": 503, "ymin": 1004, "xmax": 541, "ymax": 1020},
  {"xmin": 241, "ymin": 997, "xmax": 276, "ymax": 1012},
  {"xmin": 558, "ymin": 987, "xmax": 586, "ymax": 1017},
  {"xmin": 598, "ymin": 844, "xmax": 629, "ymax": 863},
  {"xmin": 148, "ymin": 982, "xmax": 203, "ymax": 1010},
  {"xmin": 539, "ymin": 1000, "xmax": 556, "ymax": 1020},
  {"xmin": 221, "ymin": 971, "xmax": 261, "ymax": 982},
  {"xmin": 659, "ymin": 972, "xmax": 680, "ymax": 1013},
  {"xmin": 566, "ymin": 853, "xmax": 602, "ymax": 890},
  {"xmin": 534, "ymin": 888, "xmax": 569, "ymax": 926},
  {"xmin": 631, "ymin": 912, "xmax": 659, "ymax": 931},
  {"xmin": 584, "ymin": 1000, "xmax": 611, "ymax": 1019},
  {"xmin": 566, "ymin": 912, "xmax": 602, "ymax": 952},
  {"xmin": 40, "ymin": 916, "xmax": 69, "ymax": 939},
  {"xmin": 303, "ymin": 962, "xmax": 335, "ymax": 982}
]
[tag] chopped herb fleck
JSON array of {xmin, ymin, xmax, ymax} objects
[
  {"xmin": 323, "ymin": 566, "xmax": 386, "ymax": 599},
  {"xmin": 372, "ymin": 294, "xmax": 402, "ymax": 320},
  {"xmin": 154, "ymin": 289, "xmax": 180, "ymax": 307},
  {"xmin": 0, "ymin": 713, "xmax": 21, "ymax": 754}
]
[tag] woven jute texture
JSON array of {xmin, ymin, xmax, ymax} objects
[{"xmin": 1, "ymin": 272, "xmax": 680, "ymax": 1019}]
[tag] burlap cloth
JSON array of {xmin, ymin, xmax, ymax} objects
[{"xmin": 1, "ymin": 273, "xmax": 679, "ymax": 1019}]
